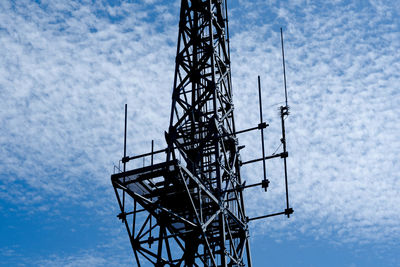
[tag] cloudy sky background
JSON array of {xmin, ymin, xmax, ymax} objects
[{"xmin": 0, "ymin": 0, "xmax": 399, "ymax": 266}]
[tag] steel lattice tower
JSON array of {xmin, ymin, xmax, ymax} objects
[
  {"xmin": 166, "ymin": 0, "xmax": 249, "ymax": 265},
  {"xmin": 111, "ymin": 1, "xmax": 293, "ymax": 266}
]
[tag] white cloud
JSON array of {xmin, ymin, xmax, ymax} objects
[
  {"xmin": 0, "ymin": 0, "xmax": 399, "ymax": 264},
  {"xmin": 230, "ymin": 0, "xmax": 400, "ymax": 248}
]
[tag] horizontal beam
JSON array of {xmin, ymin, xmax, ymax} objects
[
  {"xmin": 248, "ymin": 208, "xmax": 293, "ymax": 221},
  {"xmin": 240, "ymin": 152, "xmax": 288, "ymax": 166},
  {"xmin": 120, "ymin": 124, "xmax": 269, "ymax": 163},
  {"xmin": 123, "ymin": 148, "xmax": 167, "ymax": 162},
  {"xmin": 221, "ymin": 182, "xmax": 263, "ymax": 193}
]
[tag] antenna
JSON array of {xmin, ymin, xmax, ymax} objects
[
  {"xmin": 280, "ymin": 28, "xmax": 288, "ymax": 107},
  {"xmin": 123, "ymin": 104, "xmax": 127, "ymax": 208},
  {"xmin": 280, "ymin": 28, "xmax": 292, "ymax": 218},
  {"xmin": 258, "ymin": 76, "xmax": 270, "ymax": 192}
]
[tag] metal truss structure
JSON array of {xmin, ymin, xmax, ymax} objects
[{"xmin": 111, "ymin": 1, "xmax": 293, "ymax": 266}]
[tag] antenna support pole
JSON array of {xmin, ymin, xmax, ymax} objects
[{"xmin": 258, "ymin": 76, "xmax": 269, "ymax": 191}]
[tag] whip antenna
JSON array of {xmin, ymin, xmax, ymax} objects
[
  {"xmin": 280, "ymin": 28, "xmax": 288, "ymax": 107},
  {"xmin": 280, "ymin": 28, "xmax": 292, "ymax": 218}
]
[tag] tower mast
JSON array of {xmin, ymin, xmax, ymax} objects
[
  {"xmin": 166, "ymin": 0, "xmax": 250, "ymax": 265},
  {"xmin": 111, "ymin": 1, "xmax": 293, "ymax": 266}
]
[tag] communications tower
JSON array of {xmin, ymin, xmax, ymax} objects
[{"xmin": 111, "ymin": 1, "xmax": 293, "ymax": 266}]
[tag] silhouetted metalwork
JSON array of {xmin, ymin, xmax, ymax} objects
[{"xmin": 111, "ymin": 1, "xmax": 293, "ymax": 266}]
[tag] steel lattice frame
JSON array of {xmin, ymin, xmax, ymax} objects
[
  {"xmin": 112, "ymin": 1, "xmax": 251, "ymax": 266},
  {"xmin": 111, "ymin": 0, "xmax": 293, "ymax": 266},
  {"xmin": 166, "ymin": 0, "xmax": 250, "ymax": 266}
]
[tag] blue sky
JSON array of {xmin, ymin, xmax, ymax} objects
[{"xmin": 1, "ymin": 0, "xmax": 399, "ymax": 266}]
